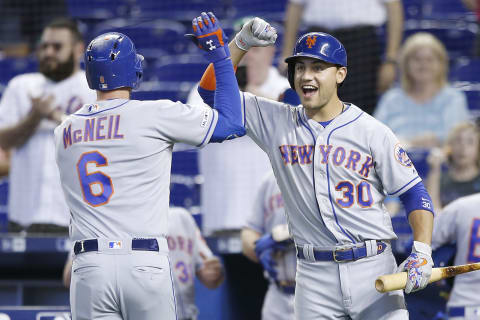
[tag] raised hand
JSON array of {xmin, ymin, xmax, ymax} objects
[
  {"xmin": 397, "ymin": 241, "xmax": 434, "ymax": 293},
  {"xmin": 191, "ymin": 12, "xmax": 229, "ymax": 63},
  {"xmin": 234, "ymin": 17, "xmax": 278, "ymax": 51}
]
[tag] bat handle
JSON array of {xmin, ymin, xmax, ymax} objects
[{"xmin": 375, "ymin": 272, "xmax": 407, "ymax": 293}]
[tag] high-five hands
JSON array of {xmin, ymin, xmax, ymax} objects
[
  {"xmin": 190, "ymin": 12, "xmax": 229, "ymax": 63},
  {"xmin": 234, "ymin": 17, "xmax": 278, "ymax": 51},
  {"xmin": 396, "ymin": 241, "xmax": 434, "ymax": 293}
]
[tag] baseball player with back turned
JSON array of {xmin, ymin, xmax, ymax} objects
[
  {"xmin": 53, "ymin": 12, "xmax": 244, "ymax": 320},
  {"xmin": 431, "ymin": 194, "xmax": 480, "ymax": 319},
  {"xmin": 242, "ymin": 172, "xmax": 296, "ymax": 320},
  {"xmin": 197, "ymin": 17, "xmax": 435, "ymax": 319}
]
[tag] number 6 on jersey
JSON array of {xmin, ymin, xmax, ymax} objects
[{"xmin": 77, "ymin": 151, "xmax": 114, "ymax": 206}]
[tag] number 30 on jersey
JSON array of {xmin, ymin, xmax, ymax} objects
[{"xmin": 335, "ymin": 180, "xmax": 373, "ymax": 208}]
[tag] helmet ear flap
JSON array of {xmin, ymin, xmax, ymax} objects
[{"xmin": 287, "ymin": 63, "xmax": 296, "ymax": 90}]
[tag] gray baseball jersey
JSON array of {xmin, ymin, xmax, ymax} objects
[
  {"xmin": 246, "ymin": 172, "xmax": 295, "ymax": 320},
  {"xmin": 241, "ymin": 93, "xmax": 413, "ymax": 319},
  {"xmin": 241, "ymin": 92, "xmax": 420, "ymax": 247},
  {"xmin": 55, "ymin": 98, "xmax": 218, "ymax": 320},
  {"xmin": 167, "ymin": 207, "xmax": 213, "ymax": 320},
  {"xmin": 432, "ymin": 194, "xmax": 480, "ymax": 310},
  {"xmin": 54, "ymin": 98, "xmax": 217, "ymax": 241}
]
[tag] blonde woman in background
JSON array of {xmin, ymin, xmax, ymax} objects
[
  {"xmin": 374, "ymin": 32, "xmax": 470, "ymax": 149},
  {"xmin": 426, "ymin": 122, "xmax": 480, "ymax": 211}
]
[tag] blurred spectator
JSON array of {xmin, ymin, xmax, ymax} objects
[
  {"xmin": 461, "ymin": 0, "xmax": 480, "ymax": 56},
  {"xmin": 63, "ymin": 206, "xmax": 224, "ymax": 319},
  {"xmin": 187, "ymin": 17, "xmax": 290, "ymax": 236},
  {"xmin": 374, "ymin": 32, "xmax": 470, "ymax": 149},
  {"xmin": 279, "ymin": 0, "xmax": 404, "ymax": 114},
  {"xmin": 426, "ymin": 122, "xmax": 480, "ymax": 211},
  {"xmin": 0, "ymin": 18, "xmax": 95, "ymax": 234},
  {"xmin": 0, "ymin": 0, "xmax": 68, "ymax": 57}
]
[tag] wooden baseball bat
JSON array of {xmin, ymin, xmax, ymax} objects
[{"xmin": 375, "ymin": 263, "xmax": 480, "ymax": 293}]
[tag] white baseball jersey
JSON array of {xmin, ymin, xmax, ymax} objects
[
  {"xmin": 241, "ymin": 92, "xmax": 421, "ymax": 247},
  {"xmin": 289, "ymin": 0, "xmax": 395, "ymax": 29},
  {"xmin": 246, "ymin": 173, "xmax": 296, "ymax": 284},
  {"xmin": 54, "ymin": 98, "xmax": 218, "ymax": 241},
  {"xmin": 432, "ymin": 194, "xmax": 480, "ymax": 308},
  {"xmin": 0, "ymin": 71, "xmax": 95, "ymax": 226},
  {"xmin": 167, "ymin": 207, "xmax": 213, "ymax": 319}
]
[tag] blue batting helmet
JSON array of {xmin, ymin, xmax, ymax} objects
[
  {"xmin": 85, "ymin": 32, "xmax": 144, "ymax": 91},
  {"xmin": 285, "ymin": 32, "xmax": 347, "ymax": 89}
]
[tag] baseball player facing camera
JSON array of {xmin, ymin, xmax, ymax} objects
[
  {"xmin": 54, "ymin": 12, "xmax": 243, "ymax": 320},
  {"xmin": 197, "ymin": 17, "xmax": 435, "ymax": 319}
]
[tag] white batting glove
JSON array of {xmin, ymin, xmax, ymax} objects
[
  {"xmin": 397, "ymin": 241, "xmax": 434, "ymax": 294},
  {"xmin": 234, "ymin": 17, "xmax": 277, "ymax": 51}
]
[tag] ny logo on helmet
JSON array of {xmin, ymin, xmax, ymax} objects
[{"xmin": 306, "ymin": 36, "xmax": 317, "ymax": 49}]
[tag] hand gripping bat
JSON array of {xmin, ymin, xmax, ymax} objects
[{"xmin": 375, "ymin": 262, "xmax": 480, "ymax": 293}]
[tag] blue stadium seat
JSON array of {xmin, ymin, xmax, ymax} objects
[
  {"xmin": 147, "ymin": 55, "xmax": 208, "ymax": 82},
  {"xmin": 403, "ymin": 19, "xmax": 476, "ymax": 60},
  {"xmin": 450, "ymin": 58, "xmax": 480, "ymax": 115},
  {"xmin": 67, "ymin": 0, "xmax": 131, "ymax": 19},
  {"xmin": 402, "ymin": 0, "xmax": 423, "ymax": 19},
  {"xmin": 0, "ymin": 57, "xmax": 37, "ymax": 84},
  {"xmin": 0, "ymin": 57, "xmax": 37, "ymax": 97},
  {"xmin": 227, "ymin": 0, "xmax": 287, "ymax": 20},
  {"xmin": 421, "ymin": 0, "xmax": 470, "ymax": 19},
  {"xmin": 92, "ymin": 19, "xmax": 188, "ymax": 57}
]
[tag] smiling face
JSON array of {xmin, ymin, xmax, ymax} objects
[{"xmin": 293, "ymin": 57, "xmax": 346, "ymax": 110}]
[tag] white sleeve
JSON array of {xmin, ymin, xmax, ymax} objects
[
  {"xmin": 0, "ymin": 78, "xmax": 23, "ymax": 128},
  {"xmin": 241, "ymin": 92, "xmax": 290, "ymax": 152},
  {"xmin": 152, "ymin": 100, "xmax": 218, "ymax": 147},
  {"xmin": 432, "ymin": 201, "xmax": 459, "ymax": 250},
  {"xmin": 370, "ymin": 123, "xmax": 421, "ymax": 196}
]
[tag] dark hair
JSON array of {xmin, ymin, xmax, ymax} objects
[{"xmin": 44, "ymin": 17, "xmax": 83, "ymax": 43}]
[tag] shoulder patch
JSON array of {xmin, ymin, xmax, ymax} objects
[{"xmin": 394, "ymin": 143, "xmax": 412, "ymax": 167}]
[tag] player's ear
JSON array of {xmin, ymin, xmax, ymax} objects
[{"xmin": 336, "ymin": 66, "xmax": 347, "ymax": 85}]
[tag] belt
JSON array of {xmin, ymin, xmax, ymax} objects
[
  {"xmin": 448, "ymin": 307, "xmax": 465, "ymax": 317},
  {"xmin": 275, "ymin": 281, "xmax": 295, "ymax": 295},
  {"xmin": 74, "ymin": 238, "xmax": 159, "ymax": 255},
  {"xmin": 296, "ymin": 241, "xmax": 387, "ymax": 262}
]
